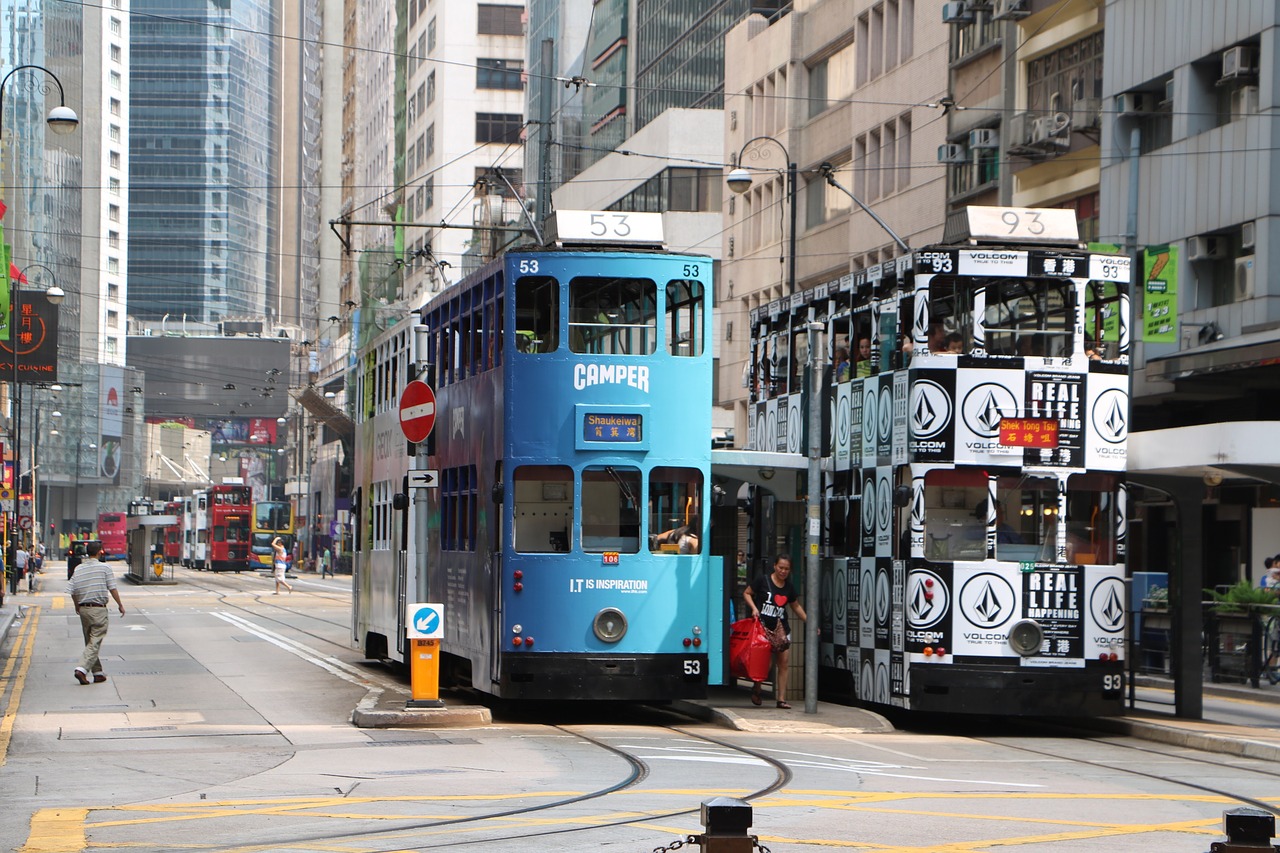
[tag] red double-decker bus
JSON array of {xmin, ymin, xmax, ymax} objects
[
  {"xmin": 204, "ymin": 484, "xmax": 252, "ymax": 572},
  {"xmin": 162, "ymin": 501, "xmax": 184, "ymax": 564},
  {"xmin": 97, "ymin": 513, "xmax": 127, "ymax": 559}
]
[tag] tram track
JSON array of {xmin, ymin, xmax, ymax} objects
[
  {"xmin": 191, "ymin": 721, "xmax": 789, "ymax": 852},
  {"xmin": 974, "ymin": 721, "xmax": 1280, "ymax": 816}
]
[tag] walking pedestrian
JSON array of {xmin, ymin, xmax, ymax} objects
[
  {"xmin": 320, "ymin": 546, "xmax": 332, "ymax": 579},
  {"xmin": 271, "ymin": 536, "xmax": 293, "ymax": 594},
  {"xmin": 5, "ymin": 539, "xmax": 18, "ymax": 596},
  {"xmin": 742, "ymin": 554, "xmax": 808, "ymax": 710},
  {"xmin": 15, "ymin": 542, "xmax": 28, "ymax": 594},
  {"xmin": 66, "ymin": 541, "xmax": 125, "ymax": 684}
]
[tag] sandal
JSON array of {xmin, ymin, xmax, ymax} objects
[
  {"xmin": 750, "ymin": 685, "xmax": 762, "ymax": 706},
  {"xmin": 776, "ymin": 700, "xmax": 791, "ymax": 709}
]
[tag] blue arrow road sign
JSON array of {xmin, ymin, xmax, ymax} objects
[{"xmin": 406, "ymin": 602, "xmax": 444, "ymax": 639}]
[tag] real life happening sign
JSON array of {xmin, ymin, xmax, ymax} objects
[{"xmin": 398, "ymin": 380, "xmax": 437, "ymax": 443}]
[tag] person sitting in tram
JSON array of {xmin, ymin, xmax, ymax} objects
[
  {"xmin": 855, "ymin": 336, "xmax": 873, "ymax": 378},
  {"xmin": 833, "ymin": 347, "xmax": 851, "ymax": 382}
]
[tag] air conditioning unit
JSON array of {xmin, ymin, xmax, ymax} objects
[
  {"xmin": 942, "ymin": 1, "xmax": 973, "ymax": 24},
  {"xmin": 1236, "ymin": 255, "xmax": 1256, "ymax": 299},
  {"xmin": 1222, "ymin": 45, "xmax": 1259, "ymax": 81},
  {"xmin": 968, "ymin": 128, "xmax": 999, "ymax": 149},
  {"xmin": 1187, "ymin": 235, "xmax": 1225, "ymax": 262},
  {"xmin": 1005, "ymin": 112, "xmax": 1032, "ymax": 148},
  {"xmin": 1030, "ymin": 113, "xmax": 1071, "ymax": 147},
  {"xmin": 1115, "ymin": 92, "xmax": 1155, "ymax": 116},
  {"xmin": 1242, "ymin": 220, "xmax": 1256, "ymax": 250},
  {"xmin": 993, "ymin": 0, "xmax": 1031, "ymax": 20},
  {"xmin": 1071, "ymin": 98, "xmax": 1101, "ymax": 128},
  {"xmin": 1161, "ymin": 78, "xmax": 1175, "ymax": 108},
  {"xmin": 937, "ymin": 143, "xmax": 968, "ymax": 164},
  {"xmin": 1231, "ymin": 85, "xmax": 1259, "ymax": 120}
]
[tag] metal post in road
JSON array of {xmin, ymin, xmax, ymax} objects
[{"xmin": 805, "ymin": 321, "xmax": 823, "ymax": 715}]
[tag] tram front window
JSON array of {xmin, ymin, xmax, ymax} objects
[
  {"xmin": 582, "ymin": 466, "xmax": 642, "ymax": 553},
  {"xmin": 515, "ymin": 275, "xmax": 560, "ymax": 353},
  {"xmin": 922, "ymin": 469, "xmax": 987, "ymax": 561},
  {"xmin": 1065, "ymin": 472, "xmax": 1119, "ymax": 564},
  {"xmin": 649, "ymin": 467, "xmax": 703, "ymax": 554},
  {"xmin": 513, "ymin": 465, "xmax": 573, "ymax": 553},
  {"xmin": 984, "ymin": 278, "xmax": 1074, "ymax": 357},
  {"xmin": 996, "ymin": 476, "xmax": 1063, "ymax": 562},
  {"xmin": 569, "ymin": 277, "xmax": 656, "ymax": 354}
]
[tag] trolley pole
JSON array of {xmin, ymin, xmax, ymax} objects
[
  {"xmin": 411, "ymin": 313, "xmax": 431, "ymax": 606},
  {"xmin": 805, "ymin": 321, "xmax": 823, "ymax": 715}
]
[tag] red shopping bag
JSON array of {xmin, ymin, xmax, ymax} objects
[{"xmin": 729, "ymin": 617, "xmax": 773, "ymax": 683}]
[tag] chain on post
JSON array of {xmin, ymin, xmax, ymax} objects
[
  {"xmin": 651, "ymin": 834, "xmax": 697, "ymax": 853},
  {"xmin": 752, "ymin": 836, "xmax": 772, "ymax": 853}
]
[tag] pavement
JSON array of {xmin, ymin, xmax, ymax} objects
[{"xmin": 6, "ymin": 573, "xmax": 1280, "ymax": 759}]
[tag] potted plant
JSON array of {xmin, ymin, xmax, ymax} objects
[
  {"xmin": 1205, "ymin": 580, "xmax": 1278, "ymax": 615},
  {"xmin": 1203, "ymin": 580, "xmax": 1276, "ymax": 685},
  {"xmin": 1142, "ymin": 584, "xmax": 1169, "ymax": 612}
]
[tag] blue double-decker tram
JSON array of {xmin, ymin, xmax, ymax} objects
[
  {"xmin": 748, "ymin": 206, "xmax": 1132, "ymax": 716},
  {"xmin": 352, "ymin": 211, "xmax": 722, "ymax": 700}
]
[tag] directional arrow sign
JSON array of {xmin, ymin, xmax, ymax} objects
[
  {"xmin": 408, "ymin": 469, "xmax": 439, "ymax": 489},
  {"xmin": 406, "ymin": 602, "xmax": 444, "ymax": 639}
]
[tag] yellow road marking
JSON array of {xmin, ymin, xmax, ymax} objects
[
  {"xmin": 52, "ymin": 596, "xmax": 66, "ymax": 610},
  {"xmin": 0, "ymin": 608, "xmax": 39, "ymax": 766},
  {"xmin": 19, "ymin": 809, "xmax": 88, "ymax": 853}
]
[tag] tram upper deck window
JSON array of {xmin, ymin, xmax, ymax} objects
[
  {"xmin": 666, "ymin": 279, "xmax": 704, "ymax": 357},
  {"xmin": 649, "ymin": 467, "xmax": 703, "ymax": 554},
  {"xmin": 515, "ymin": 276, "xmax": 559, "ymax": 353},
  {"xmin": 928, "ymin": 279, "xmax": 973, "ymax": 354},
  {"xmin": 983, "ymin": 278, "xmax": 1074, "ymax": 357},
  {"xmin": 513, "ymin": 465, "xmax": 573, "ymax": 553},
  {"xmin": 582, "ymin": 465, "xmax": 641, "ymax": 552},
  {"xmin": 569, "ymin": 277, "xmax": 656, "ymax": 354},
  {"xmin": 922, "ymin": 469, "xmax": 988, "ymax": 561}
]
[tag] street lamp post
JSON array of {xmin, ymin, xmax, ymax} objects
[
  {"xmin": 1, "ymin": 65, "xmax": 77, "ymax": 547},
  {"xmin": 727, "ymin": 136, "xmax": 798, "ymax": 296}
]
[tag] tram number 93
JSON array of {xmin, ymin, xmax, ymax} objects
[{"xmin": 1102, "ymin": 673, "xmax": 1124, "ymax": 693}]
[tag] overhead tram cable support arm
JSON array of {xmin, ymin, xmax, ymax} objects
[{"xmin": 818, "ymin": 163, "xmax": 910, "ymax": 254}]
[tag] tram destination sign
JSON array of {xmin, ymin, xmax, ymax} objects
[
  {"xmin": 998, "ymin": 417, "xmax": 1059, "ymax": 449},
  {"xmin": 583, "ymin": 412, "xmax": 642, "ymax": 442}
]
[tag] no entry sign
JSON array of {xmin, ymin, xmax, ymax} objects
[{"xmin": 399, "ymin": 380, "xmax": 437, "ymax": 443}]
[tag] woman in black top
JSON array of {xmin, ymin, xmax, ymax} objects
[{"xmin": 742, "ymin": 554, "xmax": 808, "ymax": 709}]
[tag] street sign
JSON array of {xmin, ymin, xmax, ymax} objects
[
  {"xmin": 408, "ymin": 469, "xmax": 439, "ymax": 489},
  {"xmin": 18, "ymin": 516, "xmax": 32, "ymax": 530},
  {"xmin": 398, "ymin": 380, "xmax": 437, "ymax": 444},
  {"xmin": 406, "ymin": 602, "xmax": 444, "ymax": 639}
]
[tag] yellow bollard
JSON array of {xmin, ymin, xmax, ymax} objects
[{"xmin": 407, "ymin": 638, "xmax": 444, "ymax": 708}]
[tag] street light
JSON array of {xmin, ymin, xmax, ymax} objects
[
  {"xmin": 1, "ymin": 64, "xmax": 77, "ymax": 547},
  {"xmin": 8, "ymin": 263, "xmax": 64, "ymax": 546},
  {"xmin": 727, "ymin": 136, "xmax": 798, "ymax": 296}
]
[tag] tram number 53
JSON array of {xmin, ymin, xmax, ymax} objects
[{"xmin": 683, "ymin": 659, "xmax": 702, "ymax": 677}]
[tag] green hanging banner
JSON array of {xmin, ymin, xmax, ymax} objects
[
  {"xmin": 1142, "ymin": 244, "xmax": 1178, "ymax": 343},
  {"xmin": 0, "ymin": 229, "xmax": 10, "ymax": 344}
]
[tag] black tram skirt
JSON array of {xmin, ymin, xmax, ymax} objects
[
  {"xmin": 494, "ymin": 652, "xmax": 709, "ymax": 702},
  {"xmin": 907, "ymin": 661, "xmax": 1126, "ymax": 716}
]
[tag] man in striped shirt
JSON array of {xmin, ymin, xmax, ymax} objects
[{"xmin": 66, "ymin": 540, "xmax": 126, "ymax": 684}]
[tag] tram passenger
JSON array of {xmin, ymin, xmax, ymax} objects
[
  {"xmin": 833, "ymin": 347, "xmax": 851, "ymax": 382},
  {"xmin": 927, "ymin": 323, "xmax": 946, "ymax": 353},
  {"xmin": 945, "ymin": 332, "xmax": 964, "ymax": 353},
  {"xmin": 855, "ymin": 336, "xmax": 873, "ymax": 378},
  {"xmin": 743, "ymin": 554, "xmax": 808, "ymax": 710}
]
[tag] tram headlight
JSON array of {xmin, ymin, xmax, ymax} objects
[
  {"xmin": 1007, "ymin": 619, "xmax": 1044, "ymax": 657},
  {"xmin": 592, "ymin": 607, "xmax": 628, "ymax": 643}
]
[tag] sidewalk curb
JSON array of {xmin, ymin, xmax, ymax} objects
[
  {"xmin": 1084, "ymin": 715, "xmax": 1280, "ymax": 762},
  {"xmin": 350, "ymin": 687, "xmax": 492, "ymax": 729},
  {"xmin": 0, "ymin": 603, "xmax": 19, "ymax": 648}
]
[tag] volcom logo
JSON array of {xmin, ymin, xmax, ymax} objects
[
  {"xmin": 1118, "ymin": 292, "xmax": 1131, "ymax": 351},
  {"xmin": 910, "ymin": 380, "xmax": 953, "ymax": 439},
  {"xmin": 877, "ymin": 475, "xmax": 892, "ymax": 533},
  {"xmin": 962, "ymin": 383, "xmax": 1018, "ymax": 438},
  {"xmin": 914, "ymin": 296, "xmax": 930, "ymax": 341},
  {"xmin": 910, "ymin": 478, "xmax": 925, "ymax": 533},
  {"xmin": 1116, "ymin": 483, "xmax": 1128, "ymax": 541},
  {"xmin": 1090, "ymin": 576, "xmax": 1126, "ymax": 633},
  {"xmin": 787, "ymin": 402, "xmax": 802, "ymax": 454},
  {"xmin": 860, "ymin": 567, "xmax": 875, "ymax": 619},
  {"xmin": 835, "ymin": 395, "xmax": 850, "ymax": 446},
  {"xmin": 859, "ymin": 478, "xmax": 876, "ymax": 535},
  {"xmin": 875, "ymin": 568, "xmax": 891, "ymax": 625},
  {"xmin": 863, "ymin": 387, "xmax": 877, "ymax": 442},
  {"xmin": 959, "ymin": 572, "xmax": 1016, "ymax": 630},
  {"xmin": 1091, "ymin": 388, "xmax": 1128, "ymax": 443},
  {"xmin": 877, "ymin": 386, "xmax": 893, "ymax": 442},
  {"xmin": 907, "ymin": 569, "xmax": 949, "ymax": 629}
]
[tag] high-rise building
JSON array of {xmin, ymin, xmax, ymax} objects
[{"xmin": 127, "ymin": 0, "xmax": 280, "ymax": 324}]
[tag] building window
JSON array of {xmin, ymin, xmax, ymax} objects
[
  {"xmin": 107, "ymin": 257, "xmax": 119, "ymax": 273},
  {"xmin": 109, "ymin": 70, "xmax": 122, "ymax": 90},
  {"xmin": 427, "ymin": 17, "xmax": 436, "ymax": 52},
  {"xmin": 475, "ymin": 167, "xmax": 523, "ymax": 198},
  {"xmin": 426, "ymin": 123, "xmax": 434, "ymax": 159},
  {"xmin": 424, "ymin": 175, "xmax": 434, "ymax": 210},
  {"xmin": 107, "ymin": 310, "xmax": 119, "ymax": 329},
  {"xmin": 109, "ymin": 204, "xmax": 120, "ymax": 222},
  {"xmin": 477, "ymin": 58, "xmax": 524, "ymax": 90},
  {"xmin": 109, "ymin": 177, "xmax": 121, "ymax": 196},
  {"xmin": 110, "ymin": 97, "xmax": 121, "ymax": 116},
  {"xmin": 106, "ymin": 337, "xmax": 117, "ymax": 357},
  {"xmin": 109, "ymin": 124, "xmax": 120, "ymax": 142},
  {"xmin": 110, "ymin": 17, "xmax": 121, "ymax": 35},
  {"xmin": 426, "ymin": 71, "xmax": 435, "ymax": 105},
  {"xmin": 478, "ymin": 4, "xmax": 522, "ymax": 36},
  {"xmin": 1027, "ymin": 31, "xmax": 1104, "ymax": 115},
  {"xmin": 476, "ymin": 112, "xmax": 522, "ymax": 143},
  {"xmin": 808, "ymin": 41, "xmax": 854, "ymax": 118},
  {"xmin": 109, "ymin": 151, "xmax": 120, "ymax": 170},
  {"xmin": 108, "ymin": 283, "xmax": 119, "ymax": 300},
  {"xmin": 108, "ymin": 230, "xmax": 120, "ymax": 248}
]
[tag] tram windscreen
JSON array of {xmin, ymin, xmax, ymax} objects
[
  {"xmin": 983, "ymin": 278, "xmax": 1074, "ymax": 357},
  {"xmin": 515, "ymin": 276, "xmax": 559, "ymax": 353},
  {"xmin": 1065, "ymin": 472, "xmax": 1119, "ymax": 564},
  {"xmin": 994, "ymin": 475, "xmax": 1062, "ymax": 562},
  {"xmin": 513, "ymin": 465, "xmax": 573, "ymax": 553},
  {"xmin": 649, "ymin": 467, "xmax": 703, "ymax": 554},
  {"xmin": 582, "ymin": 466, "xmax": 641, "ymax": 552}
]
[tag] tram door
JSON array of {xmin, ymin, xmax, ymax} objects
[
  {"xmin": 489, "ymin": 462, "xmax": 505, "ymax": 687},
  {"xmin": 394, "ymin": 483, "xmax": 410, "ymax": 660}
]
